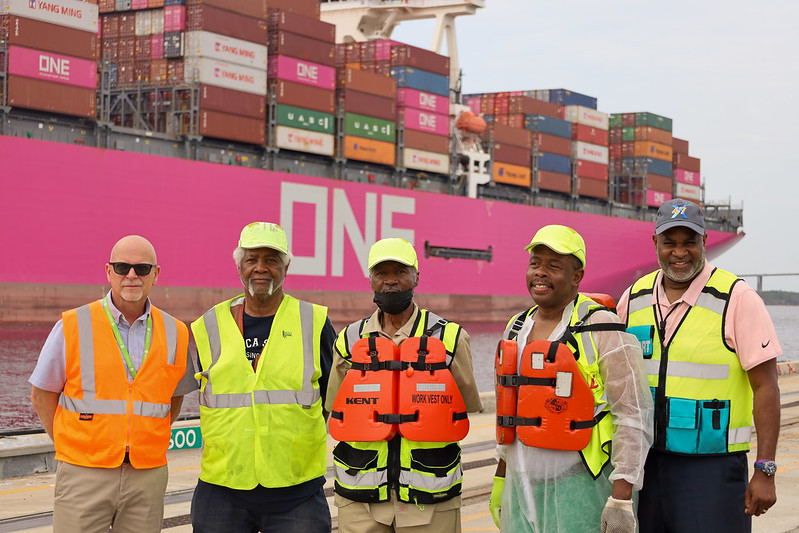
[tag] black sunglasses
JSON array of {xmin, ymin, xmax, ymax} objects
[{"xmin": 110, "ymin": 262, "xmax": 156, "ymax": 276}]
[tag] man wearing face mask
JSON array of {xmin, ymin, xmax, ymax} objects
[
  {"xmin": 190, "ymin": 222, "xmax": 336, "ymax": 532},
  {"xmin": 325, "ymin": 237, "xmax": 482, "ymax": 533}
]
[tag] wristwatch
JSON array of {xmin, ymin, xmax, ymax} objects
[{"xmin": 754, "ymin": 460, "xmax": 777, "ymax": 476}]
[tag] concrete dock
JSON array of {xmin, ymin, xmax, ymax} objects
[{"xmin": 3, "ymin": 366, "xmax": 799, "ymax": 532}]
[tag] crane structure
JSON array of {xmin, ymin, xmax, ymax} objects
[{"xmin": 320, "ymin": 0, "xmax": 485, "ymax": 90}]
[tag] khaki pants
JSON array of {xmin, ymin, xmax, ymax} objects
[
  {"xmin": 53, "ymin": 461, "xmax": 168, "ymax": 533},
  {"xmin": 337, "ymin": 499, "xmax": 461, "ymax": 533}
]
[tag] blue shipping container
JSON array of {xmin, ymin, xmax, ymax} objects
[
  {"xmin": 524, "ymin": 114, "xmax": 572, "ymax": 139},
  {"xmin": 635, "ymin": 157, "xmax": 672, "ymax": 178},
  {"xmin": 164, "ymin": 0, "xmax": 186, "ymax": 5},
  {"xmin": 536, "ymin": 152, "xmax": 572, "ymax": 175},
  {"xmin": 548, "ymin": 88, "xmax": 598, "ymax": 110},
  {"xmin": 390, "ymin": 67, "xmax": 449, "ymax": 97}
]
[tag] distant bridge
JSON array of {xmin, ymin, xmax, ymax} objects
[{"xmin": 738, "ymin": 273, "xmax": 799, "ymax": 292}]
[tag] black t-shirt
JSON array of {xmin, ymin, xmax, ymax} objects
[{"xmin": 199, "ymin": 310, "xmax": 336, "ymax": 512}]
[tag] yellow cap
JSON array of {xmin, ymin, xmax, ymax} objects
[
  {"xmin": 367, "ymin": 238, "xmax": 418, "ymax": 270},
  {"xmin": 238, "ymin": 222, "xmax": 289, "ymax": 254},
  {"xmin": 524, "ymin": 225, "xmax": 586, "ymax": 268}
]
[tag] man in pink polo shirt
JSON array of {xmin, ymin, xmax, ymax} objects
[{"xmin": 617, "ymin": 198, "xmax": 781, "ymax": 532}]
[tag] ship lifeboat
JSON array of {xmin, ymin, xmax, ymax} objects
[{"xmin": 456, "ymin": 111, "xmax": 487, "ymax": 134}]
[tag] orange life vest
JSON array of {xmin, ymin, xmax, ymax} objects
[
  {"xmin": 330, "ymin": 335, "xmax": 468, "ymax": 442},
  {"xmin": 496, "ymin": 340, "xmax": 597, "ymax": 451},
  {"xmin": 329, "ymin": 336, "xmax": 400, "ymax": 442},
  {"xmin": 54, "ymin": 300, "xmax": 188, "ymax": 468},
  {"xmin": 495, "ymin": 339, "xmax": 518, "ymax": 445}
]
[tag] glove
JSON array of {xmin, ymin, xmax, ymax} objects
[
  {"xmin": 489, "ymin": 476, "xmax": 504, "ymax": 529},
  {"xmin": 600, "ymin": 496, "xmax": 636, "ymax": 533}
]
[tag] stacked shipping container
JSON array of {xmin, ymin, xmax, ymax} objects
[
  {"xmin": 563, "ymin": 105, "xmax": 609, "ymax": 199},
  {"xmin": 268, "ymin": 8, "xmax": 336, "ymax": 156},
  {"xmin": 338, "ymin": 68, "xmax": 397, "ymax": 166},
  {"xmin": 0, "ymin": 0, "xmax": 99, "ymax": 117},
  {"xmin": 672, "ymin": 136, "xmax": 702, "ymax": 202}
]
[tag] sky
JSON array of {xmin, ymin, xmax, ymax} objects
[{"xmin": 390, "ymin": 0, "xmax": 799, "ymax": 291}]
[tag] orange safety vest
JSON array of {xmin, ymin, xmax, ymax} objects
[
  {"xmin": 496, "ymin": 340, "xmax": 599, "ymax": 451},
  {"xmin": 330, "ymin": 336, "xmax": 468, "ymax": 442},
  {"xmin": 54, "ymin": 300, "xmax": 188, "ymax": 469}
]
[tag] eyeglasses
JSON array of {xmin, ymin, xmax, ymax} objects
[{"xmin": 109, "ymin": 262, "xmax": 156, "ymax": 276}]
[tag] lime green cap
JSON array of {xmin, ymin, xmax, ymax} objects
[
  {"xmin": 367, "ymin": 238, "xmax": 418, "ymax": 270},
  {"xmin": 524, "ymin": 225, "xmax": 586, "ymax": 268},
  {"xmin": 238, "ymin": 222, "xmax": 289, "ymax": 254}
]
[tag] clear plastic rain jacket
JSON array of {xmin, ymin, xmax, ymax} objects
[{"xmin": 499, "ymin": 298, "xmax": 653, "ymax": 533}]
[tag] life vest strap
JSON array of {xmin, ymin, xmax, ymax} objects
[
  {"xmin": 351, "ymin": 360, "xmax": 404, "ymax": 371},
  {"xmin": 497, "ymin": 415, "xmax": 542, "ymax": 428},
  {"xmin": 331, "ymin": 410, "xmax": 344, "ymax": 420},
  {"xmin": 569, "ymin": 409, "xmax": 609, "ymax": 430},
  {"xmin": 407, "ymin": 360, "xmax": 448, "ymax": 371},
  {"xmin": 377, "ymin": 413, "xmax": 419, "ymax": 424},
  {"xmin": 497, "ymin": 374, "xmax": 555, "ymax": 387}
]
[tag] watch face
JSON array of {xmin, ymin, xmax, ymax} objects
[{"xmin": 756, "ymin": 461, "xmax": 777, "ymax": 476}]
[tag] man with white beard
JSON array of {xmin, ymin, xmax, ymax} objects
[
  {"xmin": 190, "ymin": 222, "xmax": 336, "ymax": 532},
  {"xmin": 617, "ymin": 198, "xmax": 782, "ymax": 532}
]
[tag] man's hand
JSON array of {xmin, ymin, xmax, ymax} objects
[
  {"xmin": 489, "ymin": 476, "xmax": 504, "ymax": 529},
  {"xmin": 745, "ymin": 471, "xmax": 776, "ymax": 516},
  {"xmin": 600, "ymin": 497, "xmax": 636, "ymax": 533}
]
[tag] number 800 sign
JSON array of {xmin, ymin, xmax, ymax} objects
[{"xmin": 169, "ymin": 427, "xmax": 203, "ymax": 450}]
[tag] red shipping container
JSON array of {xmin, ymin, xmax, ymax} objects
[
  {"xmin": 480, "ymin": 95, "xmax": 494, "ymax": 115},
  {"xmin": 484, "ymin": 123, "xmax": 532, "ymax": 148},
  {"xmin": 198, "ymin": 109, "xmax": 265, "ymax": 145},
  {"xmin": 673, "ymin": 153, "xmax": 700, "ymax": 173},
  {"xmin": 572, "ymin": 124, "xmax": 609, "ymax": 147},
  {"xmin": 99, "ymin": 0, "xmax": 115, "ymax": 12},
  {"xmin": 273, "ymin": 79, "xmax": 335, "ymax": 114},
  {"xmin": 536, "ymin": 170, "xmax": 572, "ymax": 194},
  {"xmin": 621, "ymin": 141, "xmax": 634, "ymax": 158},
  {"xmin": 150, "ymin": 59, "xmax": 167, "ymax": 84},
  {"xmin": 200, "ymin": 84, "xmax": 265, "ymax": 118},
  {"xmin": 493, "ymin": 143, "xmax": 531, "ymax": 167},
  {"xmin": 647, "ymin": 174, "xmax": 673, "ymax": 193},
  {"xmin": 119, "ymin": 14, "xmax": 135, "ymax": 37},
  {"xmin": 575, "ymin": 160, "xmax": 608, "ymax": 181},
  {"xmin": 531, "ymin": 132, "xmax": 571, "ymax": 157},
  {"xmin": 339, "ymin": 89, "xmax": 395, "ymax": 121},
  {"xmin": 672, "ymin": 137, "xmax": 689, "ymax": 154},
  {"xmin": 266, "ymin": 0, "xmax": 319, "ymax": 19},
  {"xmin": 503, "ymin": 114, "xmax": 524, "ymax": 129},
  {"xmin": 621, "ymin": 113, "xmax": 635, "ymax": 127},
  {"xmin": 167, "ymin": 59, "xmax": 184, "ymax": 84},
  {"xmin": 135, "ymin": 35, "xmax": 151, "ymax": 61},
  {"xmin": 186, "ymin": 0, "xmax": 267, "ymax": 19},
  {"xmin": 390, "ymin": 44, "xmax": 449, "ymax": 76},
  {"xmin": 403, "ymin": 129, "xmax": 449, "ymax": 154},
  {"xmin": 360, "ymin": 62, "xmax": 391, "ymax": 76},
  {"xmin": 577, "ymin": 177, "xmax": 608, "ymax": 200},
  {"xmin": 267, "ymin": 9, "xmax": 335, "ymax": 42},
  {"xmin": 609, "ymin": 127, "xmax": 622, "ymax": 144},
  {"xmin": 1, "ymin": 15, "xmax": 98, "ymax": 60},
  {"xmin": 336, "ymin": 67, "xmax": 396, "ymax": 97},
  {"xmin": 508, "ymin": 95, "xmax": 560, "ymax": 118},
  {"xmin": 186, "ymin": 5, "xmax": 267, "ymax": 44},
  {"xmin": 268, "ymin": 31, "xmax": 335, "ymax": 66},
  {"xmin": 103, "ymin": 13, "xmax": 120, "ymax": 38},
  {"xmin": 151, "ymin": 34, "xmax": 164, "ymax": 59},
  {"xmin": 6, "ymin": 75, "xmax": 96, "ymax": 117},
  {"xmin": 609, "ymin": 144, "xmax": 622, "ymax": 159}
]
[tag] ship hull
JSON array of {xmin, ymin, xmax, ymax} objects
[{"xmin": 0, "ymin": 136, "xmax": 742, "ymax": 324}]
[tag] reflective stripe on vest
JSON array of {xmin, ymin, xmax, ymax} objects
[
  {"xmin": 58, "ymin": 303, "xmax": 178, "ymax": 419},
  {"xmin": 198, "ymin": 298, "xmax": 319, "ymax": 409},
  {"xmin": 627, "ymin": 268, "xmax": 752, "ymax": 454}
]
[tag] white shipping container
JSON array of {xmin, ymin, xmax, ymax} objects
[
  {"xmin": 403, "ymin": 147, "xmax": 450, "ymax": 174},
  {"xmin": 275, "ymin": 126, "xmax": 334, "ymax": 156},
  {"xmin": 151, "ymin": 9, "xmax": 164, "ymax": 35},
  {"xmin": 1, "ymin": 0, "xmax": 98, "ymax": 33},
  {"xmin": 135, "ymin": 11, "xmax": 151, "ymax": 36},
  {"xmin": 562, "ymin": 105, "xmax": 609, "ymax": 130},
  {"xmin": 183, "ymin": 58, "xmax": 267, "ymax": 95},
  {"xmin": 184, "ymin": 31, "xmax": 267, "ymax": 69},
  {"xmin": 675, "ymin": 182, "xmax": 701, "ymax": 201},
  {"xmin": 572, "ymin": 141, "xmax": 609, "ymax": 164}
]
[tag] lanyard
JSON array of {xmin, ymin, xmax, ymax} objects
[{"xmin": 101, "ymin": 295, "xmax": 153, "ymax": 379}]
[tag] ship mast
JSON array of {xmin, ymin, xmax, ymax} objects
[{"xmin": 320, "ymin": 0, "xmax": 485, "ymax": 92}]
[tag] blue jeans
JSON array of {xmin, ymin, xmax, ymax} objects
[{"xmin": 191, "ymin": 481, "xmax": 331, "ymax": 533}]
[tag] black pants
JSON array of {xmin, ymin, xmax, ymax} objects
[{"xmin": 639, "ymin": 449, "xmax": 751, "ymax": 533}]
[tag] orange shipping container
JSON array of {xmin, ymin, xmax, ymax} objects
[
  {"xmin": 634, "ymin": 126, "xmax": 673, "ymax": 145},
  {"xmin": 647, "ymin": 174, "xmax": 673, "ymax": 193},
  {"xmin": 633, "ymin": 141, "xmax": 673, "ymax": 162},
  {"xmin": 536, "ymin": 170, "xmax": 571, "ymax": 194},
  {"xmin": 493, "ymin": 161, "xmax": 531, "ymax": 187},
  {"xmin": 343, "ymin": 135, "xmax": 396, "ymax": 166}
]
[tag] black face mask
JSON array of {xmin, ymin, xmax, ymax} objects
[{"xmin": 373, "ymin": 288, "xmax": 414, "ymax": 315}]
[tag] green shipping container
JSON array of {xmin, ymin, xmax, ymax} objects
[
  {"xmin": 622, "ymin": 126, "xmax": 636, "ymax": 141},
  {"xmin": 634, "ymin": 112, "xmax": 672, "ymax": 132},
  {"xmin": 344, "ymin": 113, "xmax": 396, "ymax": 143},
  {"xmin": 609, "ymin": 114, "xmax": 623, "ymax": 128},
  {"xmin": 276, "ymin": 105, "xmax": 334, "ymax": 134}
]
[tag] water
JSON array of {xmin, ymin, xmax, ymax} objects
[{"xmin": 2, "ymin": 306, "xmax": 797, "ymax": 432}]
